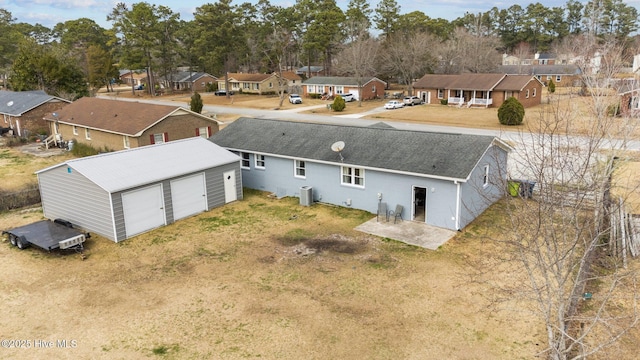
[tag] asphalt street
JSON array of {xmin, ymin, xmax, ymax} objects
[{"xmin": 98, "ymin": 94, "xmax": 640, "ymax": 180}]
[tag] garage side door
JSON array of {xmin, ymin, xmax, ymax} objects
[
  {"xmin": 122, "ymin": 184, "xmax": 165, "ymax": 237},
  {"xmin": 171, "ymin": 173, "xmax": 207, "ymax": 221}
]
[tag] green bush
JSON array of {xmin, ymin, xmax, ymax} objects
[
  {"xmin": 205, "ymin": 83, "xmax": 216, "ymax": 92},
  {"xmin": 607, "ymin": 103, "xmax": 620, "ymax": 117},
  {"xmin": 70, "ymin": 142, "xmax": 112, "ymax": 157},
  {"xmin": 332, "ymin": 96, "xmax": 346, "ymax": 112},
  {"xmin": 309, "ymin": 93, "xmax": 322, "ymax": 99},
  {"xmin": 498, "ymin": 97, "xmax": 525, "ymax": 126},
  {"xmin": 547, "ymin": 79, "xmax": 556, "ymax": 94},
  {"xmin": 440, "ymin": 99, "xmax": 448, "ymax": 105},
  {"xmin": 190, "ymin": 91, "xmax": 203, "ymax": 113}
]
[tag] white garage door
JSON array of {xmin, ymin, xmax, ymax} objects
[
  {"xmin": 348, "ymin": 89, "xmax": 359, "ymax": 100},
  {"xmin": 122, "ymin": 184, "xmax": 165, "ymax": 237},
  {"xmin": 171, "ymin": 173, "xmax": 207, "ymax": 220}
]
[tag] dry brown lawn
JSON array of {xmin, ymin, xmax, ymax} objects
[{"xmin": 0, "ymin": 187, "xmax": 543, "ymax": 359}]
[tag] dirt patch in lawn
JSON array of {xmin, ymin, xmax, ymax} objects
[{"xmin": 0, "ymin": 189, "xmax": 548, "ymax": 359}]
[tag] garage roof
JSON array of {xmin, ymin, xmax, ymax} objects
[{"xmin": 37, "ymin": 137, "xmax": 239, "ymax": 192}]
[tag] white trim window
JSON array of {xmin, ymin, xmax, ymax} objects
[
  {"xmin": 123, "ymin": 135, "xmax": 130, "ymax": 149},
  {"xmin": 532, "ymin": 88, "xmax": 537, "ymax": 97},
  {"xmin": 437, "ymin": 89, "xmax": 444, "ymax": 99},
  {"xmin": 241, "ymin": 152, "xmax": 250, "ymax": 169},
  {"xmin": 483, "ymin": 165, "xmax": 490, "ymax": 187},
  {"xmin": 335, "ymin": 86, "xmax": 344, "ymax": 94},
  {"xmin": 73, "ymin": 125, "xmax": 78, "ymax": 135},
  {"xmin": 341, "ymin": 166, "xmax": 364, "ymax": 187},
  {"xmin": 85, "ymin": 128, "xmax": 91, "ymax": 140},
  {"xmin": 307, "ymin": 85, "xmax": 315, "ymax": 93},
  {"xmin": 294, "ymin": 160, "xmax": 306, "ymax": 178},
  {"xmin": 525, "ymin": 89, "xmax": 530, "ymax": 98},
  {"xmin": 255, "ymin": 154, "xmax": 265, "ymax": 169},
  {"xmin": 556, "ymin": 75, "xmax": 562, "ymax": 82},
  {"xmin": 153, "ymin": 133, "xmax": 165, "ymax": 144}
]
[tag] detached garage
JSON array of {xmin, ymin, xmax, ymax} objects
[{"xmin": 36, "ymin": 137, "xmax": 242, "ymax": 242}]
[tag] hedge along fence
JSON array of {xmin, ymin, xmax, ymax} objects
[{"xmin": 0, "ymin": 185, "xmax": 41, "ymax": 212}]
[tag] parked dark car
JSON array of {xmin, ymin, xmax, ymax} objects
[{"xmin": 214, "ymin": 89, "xmax": 235, "ymax": 96}]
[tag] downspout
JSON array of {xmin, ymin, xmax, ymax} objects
[{"xmin": 455, "ymin": 180, "xmax": 461, "ymax": 230}]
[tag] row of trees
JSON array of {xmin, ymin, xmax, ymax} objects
[{"xmin": 0, "ymin": 0, "xmax": 638, "ymax": 100}]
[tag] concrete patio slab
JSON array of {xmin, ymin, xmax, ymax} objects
[{"xmin": 355, "ymin": 217, "xmax": 457, "ymax": 250}]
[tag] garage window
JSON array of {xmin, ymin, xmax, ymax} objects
[{"xmin": 341, "ymin": 166, "xmax": 364, "ymax": 188}]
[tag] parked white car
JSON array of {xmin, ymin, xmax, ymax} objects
[
  {"xmin": 340, "ymin": 93, "xmax": 355, "ymax": 102},
  {"xmin": 289, "ymin": 94, "xmax": 303, "ymax": 104},
  {"xmin": 403, "ymin": 96, "xmax": 422, "ymax": 106},
  {"xmin": 384, "ymin": 100, "xmax": 404, "ymax": 109}
]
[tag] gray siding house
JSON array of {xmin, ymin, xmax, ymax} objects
[
  {"xmin": 210, "ymin": 118, "xmax": 510, "ymax": 231},
  {"xmin": 36, "ymin": 137, "xmax": 242, "ymax": 242}
]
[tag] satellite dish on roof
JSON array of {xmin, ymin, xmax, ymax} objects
[
  {"xmin": 331, "ymin": 141, "xmax": 345, "ymax": 152},
  {"xmin": 331, "ymin": 141, "xmax": 345, "ymax": 162},
  {"xmin": 7, "ymin": 101, "xmax": 13, "ymax": 107}
]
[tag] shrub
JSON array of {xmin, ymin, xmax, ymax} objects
[
  {"xmin": 205, "ymin": 83, "xmax": 216, "ymax": 92},
  {"xmin": 498, "ymin": 97, "xmax": 525, "ymax": 126},
  {"xmin": 607, "ymin": 103, "xmax": 620, "ymax": 117},
  {"xmin": 547, "ymin": 78, "xmax": 556, "ymax": 94},
  {"xmin": 440, "ymin": 99, "xmax": 448, "ymax": 105},
  {"xmin": 309, "ymin": 93, "xmax": 322, "ymax": 99},
  {"xmin": 332, "ymin": 96, "xmax": 346, "ymax": 112},
  {"xmin": 0, "ymin": 184, "xmax": 40, "ymax": 211},
  {"xmin": 190, "ymin": 91, "xmax": 203, "ymax": 113},
  {"xmin": 70, "ymin": 142, "xmax": 108, "ymax": 157}
]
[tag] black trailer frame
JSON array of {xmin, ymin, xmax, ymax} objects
[{"xmin": 2, "ymin": 219, "xmax": 89, "ymax": 252}]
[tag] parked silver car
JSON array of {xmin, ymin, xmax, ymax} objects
[{"xmin": 403, "ymin": 96, "xmax": 422, "ymax": 106}]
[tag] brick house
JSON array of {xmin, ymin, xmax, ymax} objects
[
  {"xmin": 413, "ymin": 74, "xmax": 543, "ymax": 108},
  {"xmin": 43, "ymin": 97, "xmax": 221, "ymax": 150},
  {"xmin": 0, "ymin": 90, "xmax": 70, "ymax": 137}
]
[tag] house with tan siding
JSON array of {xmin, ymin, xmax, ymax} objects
[
  {"xmin": 302, "ymin": 76, "xmax": 386, "ymax": 100},
  {"xmin": 217, "ymin": 73, "xmax": 282, "ymax": 95},
  {"xmin": 43, "ymin": 97, "xmax": 221, "ymax": 151}
]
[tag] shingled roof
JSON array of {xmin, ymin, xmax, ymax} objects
[
  {"xmin": 302, "ymin": 76, "xmax": 386, "ymax": 87},
  {"xmin": 0, "ymin": 90, "xmax": 70, "ymax": 116},
  {"xmin": 494, "ymin": 75, "xmax": 543, "ymax": 91},
  {"xmin": 45, "ymin": 97, "xmax": 216, "ymax": 137},
  {"xmin": 413, "ymin": 74, "xmax": 506, "ymax": 91},
  {"xmin": 210, "ymin": 118, "xmax": 506, "ymax": 181},
  {"xmin": 225, "ymin": 73, "xmax": 276, "ymax": 82}
]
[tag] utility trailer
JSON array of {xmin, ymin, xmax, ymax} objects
[{"xmin": 2, "ymin": 219, "xmax": 89, "ymax": 253}]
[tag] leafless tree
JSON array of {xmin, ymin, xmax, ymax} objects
[
  {"xmin": 379, "ymin": 31, "xmax": 437, "ymax": 95},
  {"xmin": 334, "ymin": 20, "xmax": 379, "ymax": 106},
  {"xmin": 433, "ymin": 27, "xmax": 501, "ymax": 74},
  {"xmin": 473, "ymin": 35, "xmax": 639, "ymax": 360}
]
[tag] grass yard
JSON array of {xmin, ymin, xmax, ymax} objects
[{"xmin": 0, "ymin": 188, "xmax": 546, "ymax": 359}]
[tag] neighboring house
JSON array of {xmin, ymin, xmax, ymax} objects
[
  {"xmin": 281, "ymin": 71, "xmax": 303, "ymax": 93},
  {"xmin": 301, "ymin": 76, "xmax": 386, "ymax": 100},
  {"xmin": 498, "ymin": 64, "xmax": 582, "ymax": 87},
  {"xmin": 0, "ymin": 90, "xmax": 70, "ymax": 137},
  {"xmin": 210, "ymin": 118, "xmax": 511, "ymax": 231},
  {"xmin": 36, "ymin": 137, "xmax": 242, "ymax": 242},
  {"xmin": 618, "ymin": 83, "xmax": 640, "ymax": 117},
  {"xmin": 119, "ymin": 70, "xmax": 147, "ymax": 87},
  {"xmin": 296, "ymin": 66, "xmax": 326, "ymax": 77},
  {"xmin": 413, "ymin": 73, "xmax": 543, "ymax": 108},
  {"xmin": 217, "ymin": 73, "xmax": 281, "ymax": 95},
  {"xmin": 501, "ymin": 53, "xmax": 563, "ymax": 66},
  {"xmin": 43, "ymin": 97, "xmax": 221, "ymax": 150},
  {"xmin": 162, "ymin": 71, "xmax": 217, "ymax": 92}
]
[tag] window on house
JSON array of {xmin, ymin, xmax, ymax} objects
[
  {"xmin": 546, "ymin": 75, "xmax": 551, "ymax": 80},
  {"xmin": 294, "ymin": 160, "xmax": 306, "ymax": 178},
  {"xmin": 455, "ymin": 90, "xmax": 462, "ymax": 97},
  {"xmin": 483, "ymin": 165, "xmax": 490, "ymax": 187},
  {"xmin": 556, "ymin": 75, "xmax": 561, "ymax": 82},
  {"xmin": 308, "ymin": 85, "xmax": 315, "ymax": 93},
  {"xmin": 73, "ymin": 126, "xmax": 78, "ymax": 135},
  {"xmin": 243, "ymin": 82, "xmax": 250, "ymax": 89},
  {"xmin": 526, "ymin": 89, "xmax": 530, "ymax": 98},
  {"xmin": 341, "ymin": 166, "xmax": 364, "ymax": 187},
  {"xmin": 197, "ymin": 126, "xmax": 210, "ymax": 139},
  {"xmin": 336, "ymin": 86, "xmax": 344, "ymax": 94},
  {"xmin": 123, "ymin": 136, "xmax": 130, "ymax": 149},
  {"xmin": 318, "ymin": 86, "xmax": 324, "ymax": 94},
  {"xmin": 241, "ymin": 152, "xmax": 250, "ymax": 169},
  {"xmin": 532, "ymin": 88, "xmax": 537, "ymax": 97},
  {"xmin": 371, "ymin": 85, "xmax": 376, "ymax": 92},
  {"xmin": 85, "ymin": 128, "xmax": 91, "ymax": 140},
  {"xmin": 437, "ymin": 89, "xmax": 444, "ymax": 99},
  {"xmin": 255, "ymin": 154, "xmax": 265, "ymax": 169},
  {"xmin": 152, "ymin": 133, "xmax": 166, "ymax": 144},
  {"xmin": 269, "ymin": 82, "xmax": 273, "ymax": 88}
]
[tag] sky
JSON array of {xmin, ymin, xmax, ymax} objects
[{"xmin": 2, "ymin": 0, "xmax": 640, "ymax": 30}]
